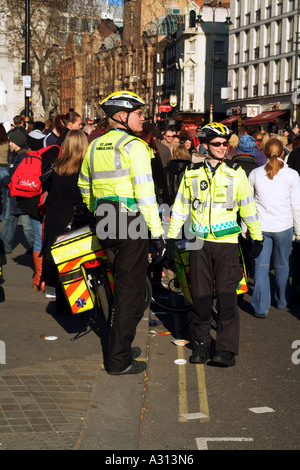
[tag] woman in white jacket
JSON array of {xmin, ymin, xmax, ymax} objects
[{"xmin": 247, "ymin": 138, "xmax": 300, "ymax": 317}]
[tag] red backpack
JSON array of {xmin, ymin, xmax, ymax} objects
[{"xmin": 8, "ymin": 145, "xmax": 60, "ymax": 198}]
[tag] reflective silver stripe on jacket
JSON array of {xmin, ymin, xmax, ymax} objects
[
  {"xmin": 90, "ymin": 133, "xmax": 133, "ymax": 179},
  {"xmin": 136, "ymin": 195, "xmax": 157, "ymax": 206},
  {"xmin": 171, "ymin": 210, "xmax": 189, "ymax": 221},
  {"xmin": 132, "ymin": 174, "xmax": 153, "ymax": 185},
  {"xmin": 242, "ymin": 213, "xmax": 258, "ymax": 223},
  {"xmin": 176, "ymin": 191, "xmax": 191, "ymax": 205}
]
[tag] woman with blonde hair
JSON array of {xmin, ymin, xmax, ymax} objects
[
  {"xmin": 247, "ymin": 138, "xmax": 300, "ymax": 317},
  {"xmin": 40, "ymin": 130, "xmax": 88, "ymax": 302}
]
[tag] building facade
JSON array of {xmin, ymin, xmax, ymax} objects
[{"xmin": 225, "ymin": 0, "xmax": 299, "ymax": 130}]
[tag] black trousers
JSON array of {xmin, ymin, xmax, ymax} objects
[
  {"xmin": 96, "ymin": 200, "xmax": 149, "ymax": 373},
  {"xmin": 190, "ymin": 241, "xmax": 242, "ymax": 355}
]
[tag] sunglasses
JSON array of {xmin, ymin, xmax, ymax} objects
[{"xmin": 209, "ymin": 141, "xmax": 229, "ymax": 148}]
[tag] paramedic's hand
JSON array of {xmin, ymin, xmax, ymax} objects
[
  {"xmin": 152, "ymin": 237, "xmax": 166, "ymax": 264},
  {"xmin": 248, "ymin": 239, "xmax": 264, "ymax": 259}
]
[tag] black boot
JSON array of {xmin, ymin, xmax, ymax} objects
[{"xmin": 189, "ymin": 342, "xmax": 209, "ymax": 364}]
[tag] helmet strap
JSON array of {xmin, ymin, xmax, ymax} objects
[{"xmin": 110, "ymin": 113, "xmax": 136, "ymax": 136}]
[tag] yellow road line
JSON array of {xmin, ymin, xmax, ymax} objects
[
  {"xmin": 196, "ymin": 364, "xmax": 210, "ymax": 422},
  {"xmin": 177, "ymin": 348, "xmax": 210, "ymax": 423},
  {"xmin": 177, "ymin": 347, "xmax": 188, "ymax": 422}
]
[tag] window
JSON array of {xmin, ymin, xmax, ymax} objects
[
  {"xmin": 264, "ymin": 63, "xmax": 269, "ymax": 95},
  {"xmin": 189, "ymin": 10, "xmax": 196, "ymax": 28},
  {"xmin": 244, "ymin": 31, "xmax": 250, "ymax": 61},
  {"xmin": 188, "ymin": 67, "xmax": 194, "ymax": 83},
  {"xmin": 189, "ymin": 41, "xmax": 196, "ymax": 53},
  {"xmin": 265, "ymin": 24, "xmax": 271, "ymax": 57},
  {"xmin": 188, "ymin": 94, "xmax": 194, "ymax": 110},
  {"xmin": 215, "ymin": 41, "xmax": 225, "ymax": 53}
]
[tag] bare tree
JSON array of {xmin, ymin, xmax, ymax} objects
[{"xmin": 1, "ymin": 0, "xmax": 120, "ymax": 119}]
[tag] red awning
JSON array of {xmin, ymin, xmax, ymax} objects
[
  {"xmin": 220, "ymin": 115, "xmax": 245, "ymax": 125},
  {"xmin": 244, "ymin": 110, "xmax": 287, "ymax": 125}
]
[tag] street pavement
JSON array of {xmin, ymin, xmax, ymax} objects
[
  {"xmin": 0, "ymin": 226, "xmax": 149, "ymax": 451},
  {"xmin": 0, "ymin": 225, "xmax": 299, "ymax": 452}
]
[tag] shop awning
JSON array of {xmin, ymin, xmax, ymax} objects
[
  {"xmin": 220, "ymin": 115, "xmax": 245, "ymax": 125},
  {"xmin": 244, "ymin": 110, "xmax": 287, "ymax": 125}
]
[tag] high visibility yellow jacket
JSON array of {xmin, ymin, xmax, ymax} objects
[
  {"xmin": 168, "ymin": 160, "xmax": 263, "ymax": 243},
  {"xmin": 78, "ymin": 129, "xmax": 163, "ymax": 238}
]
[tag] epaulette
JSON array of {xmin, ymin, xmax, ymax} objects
[
  {"xmin": 190, "ymin": 161, "xmax": 205, "ymax": 170},
  {"xmin": 224, "ymin": 158, "xmax": 240, "ymax": 170}
]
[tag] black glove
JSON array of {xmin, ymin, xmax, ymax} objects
[
  {"xmin": 248, "ymin": 239, "xmax": 264, "ymax": 259},
  {"xmin": 152, "ymin": 237, "xmax": 166, "ymax": 264}
]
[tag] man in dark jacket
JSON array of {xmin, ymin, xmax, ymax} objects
[{"xmin": 0, "ymin": 131, "xmax": 34, "ymax": 254}]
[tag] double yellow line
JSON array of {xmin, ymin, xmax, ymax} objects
[{"xmin": 177, "ymin": 347, "xmax": 209, "ymax": 422}]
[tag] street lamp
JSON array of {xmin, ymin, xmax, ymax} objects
[
  {"xmin": 142, "ymin": 23, "xmax": 159, "ymax": 121},
  {"xmin": 197, "ymin": 1, "xmax": 232, "ymax": 123},
  {"xmin": 292, "ymin": 4, "xmax": 300, "ymax": 127},
  {"xmin": 24, "ymin": 0, "xmax": 31, "ymax": 125}
]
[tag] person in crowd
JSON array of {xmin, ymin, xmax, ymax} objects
[
  {"xmin": 238, "ymin": 126, "xmax": 247, "ymax": 138},
  {"xmin": 0, "ymin": 123, "xmax": 9, "ymax": 221},
  {"xmin": 7, "ymin": 115, "xmax": 26, "ymax": 138},
  {"xmin": 83, "ymin": 124, "xmax": 94, "ymax": 137},
  {"xmin": 78, "ymin": 91, "xmax": 164, "ymax": 376},
  {"xmin": 247, "ymin": 138, "xmax": 300, "ymax": 318},
  {"xmin": 286, "ymin": 135, "xmax": 300, "ymax": 176},
  {"xmin": 253, "ymin": 131, "xmax": 268, "ymax": 166},
  {"xmin": 43, "ymin": 120, "xmax": 52, "ymax": 135},
  {"xmin": 43, "ymin": 113, "xmax": 66, "ymax": 147},
  {"xmin": 138, "ymin": 124, "xmax": 170, "ymax": 206},
  {"xmin": 0, "ymin": 131, "xmax": 34, "ymax": 255},
  {"xmin": 232, "ymin": 134, "xmax": 258, "ymax": 176},
  {"xmin": 26, "ymin": 121, "xmax": 45, "ymax": 150},
  {"xmin": 4, "ymin": 132, "xmax": 60, "ymax": 290},
  {"xmin": 271, "ymin": 134, "xmax": 291, "ymax": 161},
  {"xmin": 193, "ymin": 127, "xmax": 201, "ymax": 149},
  {"xmin": 40, "ymin": 130, "xmax": 88, "ymax": 301},
  {"xmin": 87, "ymin": 118, "xmax": 109, "ymax": 144},
  {"xmin": 44, "ymin": 111, "xmax": 82, "ymax": 147},
  {"xmin": 161, "ymin": 127, "xmax": 175, "ymax": 153},
  {"xmin": 165, "ymin": 144, "xmax": 191, "ymax": 205},
  {"xmin": 172, "ymin": 134, "xmax": 181, "ymax": 149},
  {"xmin": 182, "ymin": 137, "xmax": 202, "ymax": 163},
  {"xmin": 148, "ymin": 125, "xmax": 172, "ymax": 168},
  {"xmin": 168, "ymin": 122, "xmax": 263, "ymax": 367},
  {"xmin": 283, "ymin": 127, "xmax": 294, "ymax": 146},
  {"xmin": 55, "ymin": 111, "xmax": 82, "ymax": 146},
  {"xmin": 226, "ymin": 129, "xmax": 239, "ymax": 160}
]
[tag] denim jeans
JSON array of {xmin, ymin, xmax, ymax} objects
[
  {"xmin": 0, "ymin": 196, "xmax": 34, "ymax": 252},
  {"xmin": 29, "ymin": 216, "xmax": 43, "ymax": 252},
  {"xmin": 0, "ymin": 167, "xmax": 9, "ymax": 220},
  {"xmin": 251, "ymin": 227, "xmax": 293, "ymax": 316}
]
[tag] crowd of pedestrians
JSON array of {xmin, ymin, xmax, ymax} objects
[{"xmin": 0, "ymin": 105, "xmax": 300, "ymax": 371}]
